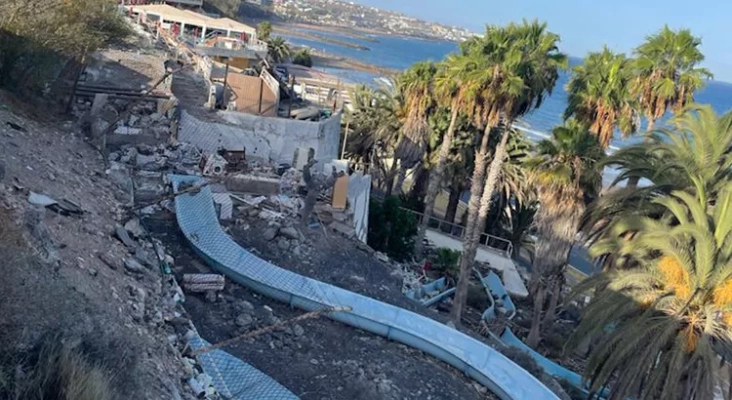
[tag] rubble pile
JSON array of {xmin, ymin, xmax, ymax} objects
[
  {"xmin": 111, "ymin": 214, "xmax": 223, "ymax": 400},
  {"xmin": 75, "ymin": 96, "xmax": 178, "ymax": 140}
]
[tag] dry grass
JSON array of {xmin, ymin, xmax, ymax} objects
[
  {"xmin": 0, "ymin": 209, "xmax": 120, "ymax": 400},
  {"xmin": 0, "ymin": 336, "xmax": 115, "ymax": 400}
]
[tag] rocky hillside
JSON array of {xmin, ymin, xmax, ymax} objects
[{"xmin": 0, "ymin": 90, "xmax": 203, "ymax": 399}]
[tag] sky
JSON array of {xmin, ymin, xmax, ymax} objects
[{"xmin": 356, "ymin": 0, "xmax": 732, "ymax": 82}]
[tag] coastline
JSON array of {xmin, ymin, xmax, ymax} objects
[
  {"xmin": 278, "ymin": 24, "xmax": 402, "ymax": 79},
  {"xmin": 274, "ymin": 25, "xmax": 371, "ymax": 51}
]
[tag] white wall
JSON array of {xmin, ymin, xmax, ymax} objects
[
  {"xmin": 347, "ymin": 172, "xmax": 371, "ymax": 244},
  {"xmin": 219, "ymin": 110, "xmax": 341, "ymax": 164},
  {"xmin": 179, "ymin": 110, "xmax": 342, "ymax": 164}
]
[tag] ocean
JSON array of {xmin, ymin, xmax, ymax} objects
[{"xmin": 285, "ymin": 29, "xmax": 732, "ymax": 148}]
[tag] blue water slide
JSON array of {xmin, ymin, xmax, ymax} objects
[
  {"xmin": 500, "ymin": 328, "xmax": 609, "ymax": 399},
  {"xmin": 188, "ymin": 334, "xmax": 300, "ymax": 399},
  {"xmin": 170, "ymin": 175, "xmax": 559, "ymax": 400},
  {"xmin": 479, "ymin": 271, "xmax": 517, "ymax": 320}
]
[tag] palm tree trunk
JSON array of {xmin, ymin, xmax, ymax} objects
[
  {"xmin": 542, "ymin": 276, "xmax": 562, "ymax": 328},
  {"xmin": 452, "ymin": 127, "xmax": 511, "ymax": 323},
  {"xmin": 394, "ymin": 164, "xmax": 408, "ymax": 196},
  {"xmin": 526, "ymin": 281, "xmax": 547, "ymax": 348},
  {"xmin": 384, "ymin": 160, "xmax": 399, "ymax": 197},
  {"xmin": 414, "ymin": 106, "xmax": 460, "ymax": 257},
  {"xmin": 450, "ymin": 124, "xmax": 493, "ymax": 323},
  {"xmin": 409, "ymin": 167, "xmax": 430, "ymax": 207},
  {"xmin": 626, "ymin": 117, "xmax": 655, "ymax": 188},
  {"xmin": 443, "ymin": 185, "xmax": 461, "ymax": 231}
]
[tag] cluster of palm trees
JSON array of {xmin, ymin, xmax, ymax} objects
[
  {"xmin": 257, "ymin": 21, "xmax": 291, "ymax": 63},
  {"xmin": 347, "ymin": 19, "xmax": 725, "ymax": 398}
]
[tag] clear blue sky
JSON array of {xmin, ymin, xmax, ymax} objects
[{"xmin": 357, "ymin": 0, "xmax": 732, "ymax": 82}]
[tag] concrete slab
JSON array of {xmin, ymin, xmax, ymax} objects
[{"xmin": 424, "ymin": 229, "xmax": 529, "ymax": 297}]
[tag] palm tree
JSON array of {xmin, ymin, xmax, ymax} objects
[
  {"xmin": 344, "ymin": 84, "xmax": 403, "ymax": 191},
  {"xmin": 632, "ymin": 26, "xmax": 712, "ymax": 133},
  {"xmin": 524, "ymin": 119, "xmax": 605, "ymax": 347},
  {"xmin": 565, "ymin": 47, "xmax": 639, "ymax": 148},
  {"xmin": 568, "ymin": 187, "xmax": 732, "ymax": 400},
  {"xmin": 257, "ymin": 21, "xmax": 272, "ymax": 42},
  {"xmin": 583, "ymin": 105, "xmax": 732, "ymax": 264},
  {"xmin": 626, "ymin": 26, "xmax": 712, "ymax": 187},
  {"xmin": 413, "ymin": 49, "xmax": 481, "ymax": 256},
  {"xmin": 392, "ymin": 62, "xmax": 437, "ymax": 194},
  {"xmin": 451, "ymin": 20, "xmax": 568, "ymax": 323},
  {"xmin": 267, "ymin": 36, "xmax": 290, "ymax": 63}
]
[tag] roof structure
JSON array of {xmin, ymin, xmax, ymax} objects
[{"xmin": 129, "ymin": 4, "xmax": 256, "ymax": 35}]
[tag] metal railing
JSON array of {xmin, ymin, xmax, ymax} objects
[{"xmin": 403, "ymin": 208, "xmax": 514, "ymax": 258}]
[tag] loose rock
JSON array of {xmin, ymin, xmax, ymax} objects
[
  {"xmin": 235, "ymin": 313, "xmax": 253, "ymax": 328},
  {"xmin": 124, "ymin": 258, "xmax": 145, "ymax": 273},
  {"xmin": 263, "ymin": 227, "xmax": 278, "ymax": 241},
  {"xmin": 278, "ymin": 226, "xmax": 300, "ymax": 240}
]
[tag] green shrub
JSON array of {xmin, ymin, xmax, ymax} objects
[
  {"xmin": 292, "ymin": 49, "xmax": 313, "ymax": 68},
  {"xmin": 431, "ymin": 248, "xmax": 460, "ymax": 276},
  {"xmin": 367, "ymin": 196, "xmax": 417, "ymax": 261},
  {"xmin": 467, "ymin": 284, "xmax": 489, "ymax": 310}
]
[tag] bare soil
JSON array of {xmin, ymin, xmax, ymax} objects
[{"xmin": 146, "ymin": 211, "xmax": 499, "ymax": 400}]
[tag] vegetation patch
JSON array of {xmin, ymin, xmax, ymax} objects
[{"xmin": 367, "ymin": 196, "xmax": 418, "ymax": 261}]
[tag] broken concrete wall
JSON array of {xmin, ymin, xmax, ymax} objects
[
  {"xmin": 220, "ymin": 110, "xmax": 341, "ymax": 164},
  {"xmin": 179, "ymin": 110, "xmax": 341, "ymax": 164},
  {"xmin": 347, "ymin": 172, "xmax": 371, "ymax": 244}
]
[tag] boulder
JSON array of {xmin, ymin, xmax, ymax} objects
[{"xmin": 278, "ymin": 226, "xmax": 300, "ymax": 240}]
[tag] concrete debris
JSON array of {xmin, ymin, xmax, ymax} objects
[
  {"xmin": 28, "ymin": 192, "xmax": 57, "ymax": 207},
  {"xmin": 279, "ymin": 168, "xmax": 302, "ymax": 196},
  {"xmin": 124, "ymin": 218, "xmax": 146, "ymax": 238},
  {"xmin": 278, "ymin": 226, "xmax": 300, "ymax": 240},
  {"xmin": 115, "ymin": 225, "xmax": 137, "ymax": 249},
  {"xmin": 182, "ymin": 274, "xmax": 225, "ymax": 293},
  {"xmin": 258, "ymin": 209, "xmax": 283, "ymax": 222},
  {"xmin": 212, "ymin": 193, "xmax": 233, "ymax": 220},
  {"xmin": 226, "ymin": 174, "xmax": 280, "ymax": 195},
  {"xmin": 24, "ymin": 205, "xmax": 59, "ymax": 264},
  {"xmin": 134, "ymin": 247, "xmax": 157, "ymax": 269},
  {"xmin": 263, "ymin": 227, "xmax": 278, "ymax": 241},
  {"xmin": 277, "ymin": 237, "xmax": 290, "ymax": 250},
  {"xmin": 374, "ymin": 252, "xmax": 389, "ymax": 263},
  {"xmin": 97, "ymin": 252, "xmax": 120, "ymax": 270},
  {"xmin": 235, "ymin": 313, "xmax": 254, "ymax": 327},
  {"xmin": 329, "ymin": 221, "xmax": 356, "ymax": 238},
  {"xmin": 124, "ymin": 258, "xmax": 146, "ymax": 273}
]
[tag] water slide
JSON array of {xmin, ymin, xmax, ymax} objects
[
  {"xmin": 479, "ymin": 271, "xmax": 517, "ymax": 320},
  {"xmin": 500, "ymin": 328, "xmax": 609, "ymax": 399},
  {"xmin": 170, "ymin": 175, "xmax": 559, "ymax": 400}
]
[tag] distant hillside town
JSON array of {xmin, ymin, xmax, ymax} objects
[{"xmin": 271, "ymin": 0, "xmax": 475, "ymax": 41}]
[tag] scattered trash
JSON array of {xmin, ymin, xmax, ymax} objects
[
  {"xmin": 28, "ymin": 192, "xmax": 83, "ymax": 215},
  {"xmin": 28, "ymin": 192, "xmax": 57, "ymax": 207}
]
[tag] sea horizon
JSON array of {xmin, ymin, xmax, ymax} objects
[{"xmin": 285, "ymin": 28, "xmax": 732, "ymax": 187}]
